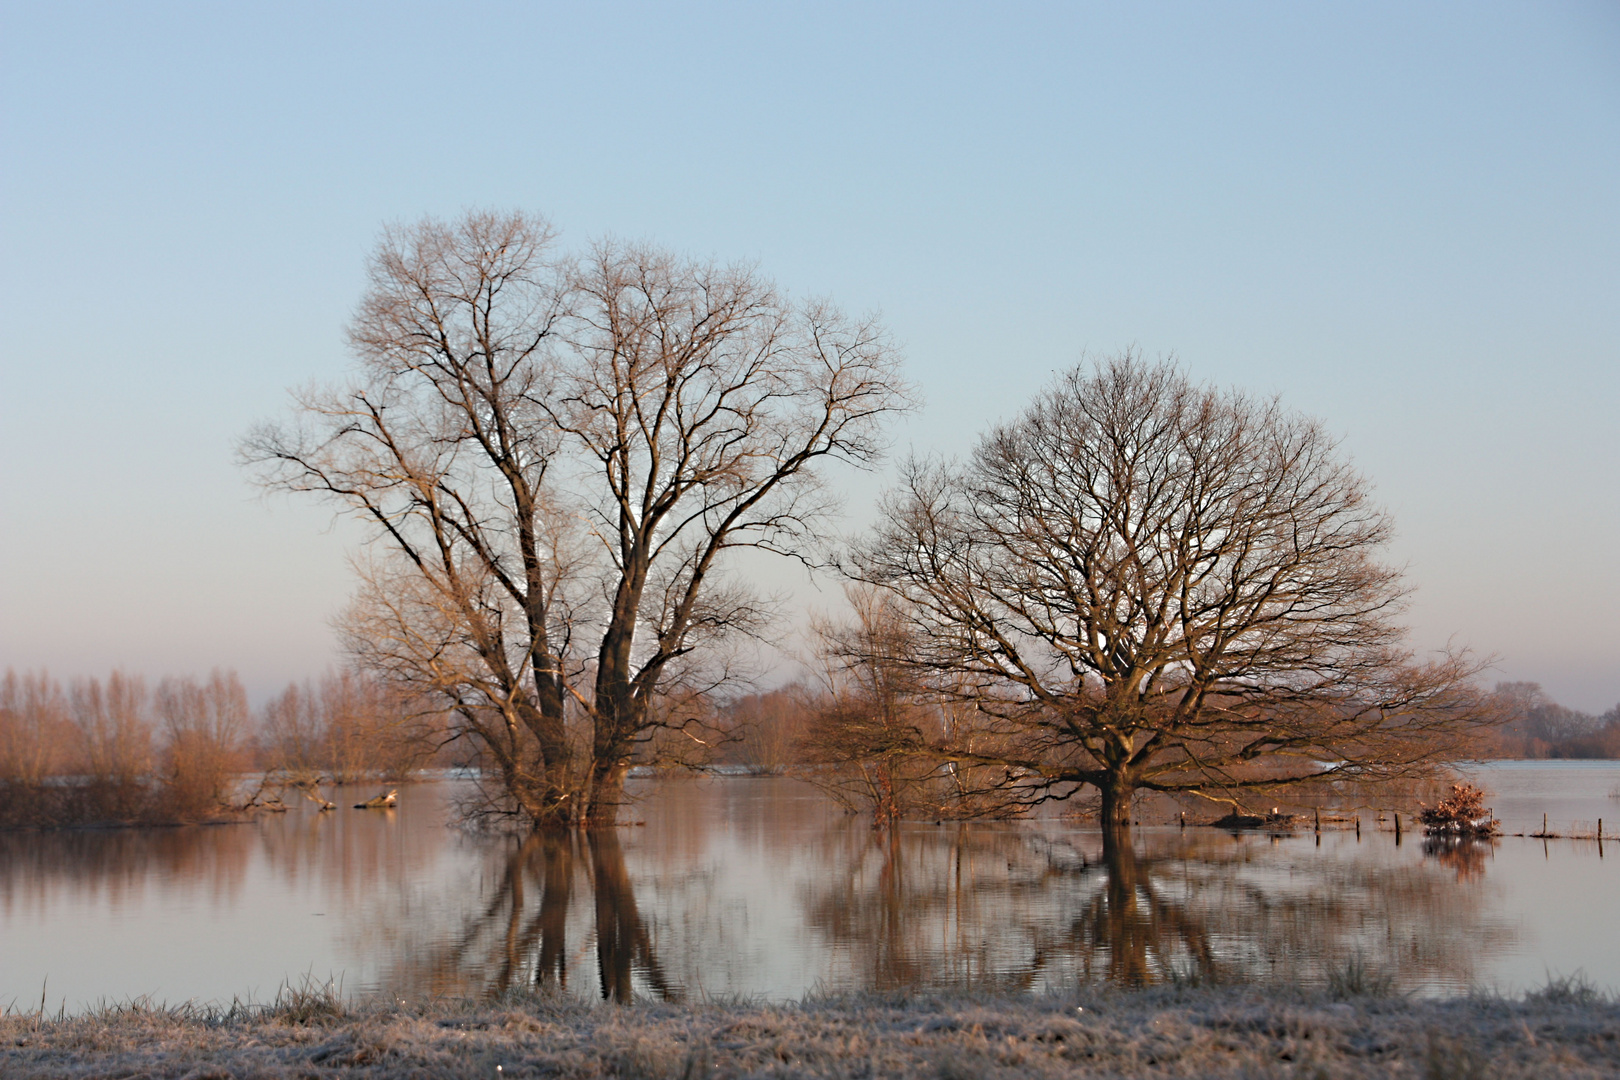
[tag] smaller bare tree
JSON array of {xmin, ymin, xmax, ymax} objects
[
  {"xmin": 798, "ymin": 586, "xmax": 1018, "ymax": 823},
  {"xmin": 260, "ymin": 680, "xmax": 325, "ymax": 778},
  {"xmin": 854, "ymin": 353, "xmax": 1494, "ymax": 845},
  {"xmin": 69, "ymin": 672, "xmax": 155, "ymax": 819},
  {"xmin": 154, "ymin": 670, "xmax": 251, "ymax": 819},
  {"xmin": 261, "ymin": 669, "xmax": 441, "ymax": 784},
  {"xmin": 0, "ymin": 669, "xmax": 74, "ymax": 786},
  {"xmin": 715, "ymin": 686, "xmax": 815, "ymax": 775}
]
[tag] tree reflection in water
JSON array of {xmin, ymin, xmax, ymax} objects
[
  {"xmin": 797, "ymin": 822, "xmax": 1512, "ymax": 993},
  {"xmin": 1423, "ymin": 835, "xmax": 1497, "ymax": 882},
  {"xmin": 1084, "ymin": 840, "xmax": 1214, "ymax": 987},
  {"xmin": 385, "ymin": 829, "xmax": 674, "ymax": 1002},
  {"xmin": 589, "ymin": 830, "xmax": 675, "ymax": 1002},
  {"xmin": 389, "ymin": 817, "xmax": 1512, "ymax": 1000},
  {"xmin": 0, "ymin": 826, "xmax": 257, "ymax": 914},
  {"xmin": 0, "ymin": 780, "xmax": 1542, "ymax": 1007}
]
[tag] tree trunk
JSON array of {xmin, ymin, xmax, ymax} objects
[
  {"xmin": 1097, "ymin": 771, "xmax": 1135, "ymax": 858},
  {"xmin": 509, "ymin": 697, "xmax": 574, "ymax": 828},
  {"xmin": 587, "ymin": 759, "xmax": 630, "ymax": 825},
  {"xmin": 521, "ymin": 690, "xmax": 572, "ymax": 805},
  {"xmin": 588, "ymin": 576, "xmax": 644, "ymax": 826}
]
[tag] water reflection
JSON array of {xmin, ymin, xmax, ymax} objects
[
  {"xmin": 0, "ymin": 826, "xmax": 255, "ymax": 914},
  {"xmin": 380, "ymin": 804, "xmax": 1513, "ymax": 1000},
  {"xmin": 1081, "ymin": 841, "xmax": 1214, "ymax": 987},
  {"xmin": 368, "ymin": 828, "xmax": 674, "ymax": 1002},
  {"xmin": 589, "ymin": 831, "xmax": 675, "ymax": 1001},
  {"xmin": 795, "ymin": 822, "xmax": 1513, "ymax": 994},
  {"xmin": 4, "ymin": 770, "xmax": 1616, "ymax": 1009},
  {"xmin": 1423, "ymin": 835, "xmax": 1496, "ymax": 881}
]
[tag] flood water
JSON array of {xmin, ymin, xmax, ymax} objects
[{"xmin": 1, "ymin": 763, "xmax": 1616, "ymax": 1010}]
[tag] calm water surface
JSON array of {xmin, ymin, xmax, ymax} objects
[{"xmin": 1, "ymin": 763, "xmax": 1616, "ymax": 1009}]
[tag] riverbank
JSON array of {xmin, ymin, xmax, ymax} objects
[{"xmin": 5, "ymin": 983, "xmax": 1618, "ymax": 1079}]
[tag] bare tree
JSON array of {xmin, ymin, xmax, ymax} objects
[
  {"xmin": 260, "ymin": 669, "xmax": 440, "ymax": 783},
  {"xmin": 798, "ymin": 586, "xmax": 932, "ymax": 824},
  {"xmin": 797, "ymin": 587, "xmax": 1032, "ymax": 823},
  {"xmin": 246, "ymin": 212, "xmax": 911, "ymax": 826},
  {"xmin": 853, "ymin": 353, "xmax": 1491, "ymax": 845},
  {"xmin": 797, "ymin": 585, "xmax": 1014, "ymax": 823},
  {"xmin": 154, "ymin": 670, "xmax": 251, "ymax": 818},
  {"xmin": 245, "ymin": 212, "xmax": 584, "ymax": 824},
  {"xmin": 70, "ymin": 672, "xmax": 154, "ymax": 818},
  {"xmin": 260, "ymin": 679, "xmax": 324, "ymax": 777},
  {"xmin": 0, "ymin": 669, "xmax": 72, "ymax": 785},
  {"xmin": 553, "ymin": 242, "xmax": 909, "ymax": 821},
  {"xmin": 713, "ymin": 686, "xmax": 813, "ymax": 775}
]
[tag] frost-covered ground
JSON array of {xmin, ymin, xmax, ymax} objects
[{"xmin": 4, "ymin": 983, "xmax": 1618, "ymax": 1079}]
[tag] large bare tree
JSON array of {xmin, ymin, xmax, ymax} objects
[
  {"xmin": 245, "ymin": 212, "xmax": 580, "ymax": 823},
  {"xmin": 853, "ymin": 353, "xmax": 1489, "ymax": 843},
  {"xmin": 553, "ymin": 242, "xmax": 908, "ymax": 820},
  {"xmin": 246, "ymin": 211, "xmax": 909, "ymax": 826}
]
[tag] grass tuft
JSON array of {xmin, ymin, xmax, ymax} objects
[
  {"xmin": 263, "ymin": 973, "xmax": 347, "ymax": 1025},
  {"xmin": 1526, "ymin": 970, "xmax": 1610, "ymax": 1007},
  {"xmin": 1326, "ymin": 952, "xmax": 1396, "ymax": 999}
]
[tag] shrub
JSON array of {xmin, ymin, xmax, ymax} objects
[{"xmin": 1418, "ymin": 783, "xmax": 1498, "ymax": 836}]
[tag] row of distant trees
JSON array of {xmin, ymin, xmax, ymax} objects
[
  {"xmin": 1480, "ymin": 682, "xmax": 1620, "ymax": 759},
  {"xmin": 6, "ymin": 663, "xmax": 1608, "ymax": 831},
  {"xmin": 0, "ymin": 667, "xmax": 443, "ymax": 827},
  {"xmin": 713, "ymin": 674, "xmax": 1620, "ymax": 788}
]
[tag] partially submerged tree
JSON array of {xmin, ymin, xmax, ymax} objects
[
  {"xmin": 154, "ymin": 670, "xmax": 251, "ymax": 819},
  {"xmin": 853, "ymin": 353, "xmax": 1490, "ymax": 844},
  {"xmin": 799, "ymin": 586, "xmax": 935, "ymax": 824},
  {"xmin": 555, "ymin": 242, "xmax": 908, "ymax": 820},
  {"xmin": 1418, "ymin": 782, "xmax": 1499, "ymax": 836},
  {"xmin": 246, "ymin": 212, "xmax": 582, "ymax": 823},
  {"xmin": 712, "ymin": 685, "xmax": 815, "ymax": 775},
  {"xmin": 799, "ymin": 585, "xmax": 1015, "ymax": 823},
  {"xmin": 71, "ymin": 672, "xmax": 153, "ymax": 790},
  {"xmin": 246, "ymin": 211, "xmax": 910, "ymax": 825}
]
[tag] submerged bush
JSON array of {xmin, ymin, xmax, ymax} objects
[{"xmin": 1418, "ymin": 783, "xmax": 1499, "ymax": 836}]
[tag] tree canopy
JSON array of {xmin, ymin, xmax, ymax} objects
[
  {"xmin": 245, "ymin": 211, "xmax": 911, "ymax": 825},
  {"xmin": 851, "ymin": 353, "xmax": 1489, "ymax": 836}
]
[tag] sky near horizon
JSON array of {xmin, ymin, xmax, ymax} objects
[{"xmin": 1, "ymin": 2, "xmax": 1617, "ymax": 711}]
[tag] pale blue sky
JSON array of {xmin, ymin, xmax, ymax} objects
[{"xmin": 2, "ymin": 2, "xmax": 1617, "ymax": 709}]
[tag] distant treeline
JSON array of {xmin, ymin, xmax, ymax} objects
[
  {"xmin": 0, "ymin": 668, "xmax": 446, "ymax": 828},
  {"xmin": 705, "ymin": 679, "xmax": 1620, "ymax": 789},
  {"xmin": 6, "ymin": 666, "xmax": 1613, "ymax": 830},
  {"xmin": 1479, "ymin": 682, "xmax": 1620, "ymax": 759}
]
